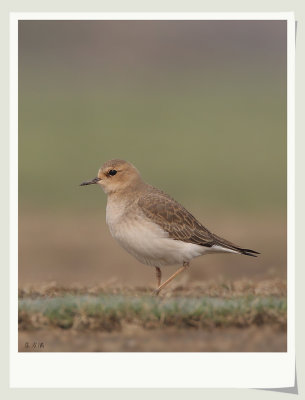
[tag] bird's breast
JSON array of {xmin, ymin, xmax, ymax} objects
[
  {"xmin": 106, "ymin": 200, "xmax": 166, "ymax": 250},
  {"xmin": 106, "ymin": 199, "xmax": 127, "ymax": 229}
]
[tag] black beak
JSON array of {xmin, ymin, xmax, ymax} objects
[{"xmin": 80, "ymin": 177, "xmax": 101, "ymax": 186}]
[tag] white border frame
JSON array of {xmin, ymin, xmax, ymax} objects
[{"xmin": 10, "ymin": 12, "xmax": 295, "ymax": 389}]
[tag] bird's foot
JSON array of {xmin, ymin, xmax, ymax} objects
[{"xmin": 152, "ymin": 288, "xmax": 161, "ymax": 296}]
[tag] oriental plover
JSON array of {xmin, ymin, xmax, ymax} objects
[{"xmin": 80, "ymin": 159, "xmax": 259, "ymax": 295}]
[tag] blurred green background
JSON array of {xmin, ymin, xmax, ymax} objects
[
  {"xmin": 19, "ymin": 20, "xmax": 286, "ymax": 213},
  {"xmin": 18, "ymin": 20, "xmax": 287, "ymax": 286}
]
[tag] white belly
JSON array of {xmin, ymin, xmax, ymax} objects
[{"xmin": 106, "ymin": 202, "xmax": 206, "ymax": 267}]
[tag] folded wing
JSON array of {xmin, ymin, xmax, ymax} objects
[{"xmin": 138, "ymin": 186, "xmax": 259, "ymax": 257}]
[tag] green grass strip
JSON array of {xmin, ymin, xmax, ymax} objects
[{"xmin": 19, "ymin": 295, "xmax": 287, "ymax": 330}]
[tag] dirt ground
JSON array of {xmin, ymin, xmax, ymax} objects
[
  {"xmin": 19, "ymin": 325, "xmax": 286, "ymax": 352},
  {"xmin": 19, "ymin": 278, "xmax": 287, "ymax": 299},
  {"xmin": 18, "ymin": 280, "xmax": 286, "ymax": 352}
]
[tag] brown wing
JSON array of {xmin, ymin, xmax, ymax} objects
[
  {"xmin": 138, "ymin": 186, "xmax": 260, "ymax": 257},
  {"xmin": 138, "ymin": 186, "xmax": 216, "ymax": 247}
]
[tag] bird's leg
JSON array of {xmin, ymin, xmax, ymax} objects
[
  {"xmin": 153, "ymin": 262, "xmax": 189, "ymax": 296},
  {"xmin": 155, "ymin": 267, "xmax": 162, "ymax": 288}
]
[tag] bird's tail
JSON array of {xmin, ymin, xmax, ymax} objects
[
  {"xmin": 237, "ymin": 248, "xmax": 260, "ymax": 257},
  {"xmin": 212, "ymin": 234, "xmax": 260, "ymax": 257}
]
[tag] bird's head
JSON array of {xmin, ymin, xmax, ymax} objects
[{"xmin": 80, "ymin": 159, "xmax": 143, "ymax": 195}]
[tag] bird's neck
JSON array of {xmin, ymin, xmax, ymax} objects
[{"xmin": 107, "ymin": 180, "xmax": 148, "ymax": 203}]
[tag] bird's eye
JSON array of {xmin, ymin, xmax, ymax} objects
[{"xmin": 108, "ymin": 169, "xmax": 117, "ymax": 176}]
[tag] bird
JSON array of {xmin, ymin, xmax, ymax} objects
[{"xmin": 80, "ymin": 159, "xmax": 259, "ymax": 295}]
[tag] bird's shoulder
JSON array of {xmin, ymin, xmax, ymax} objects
[{"xmin": 137, "ymin": 185, "xmax": 215, "ymax": 246}]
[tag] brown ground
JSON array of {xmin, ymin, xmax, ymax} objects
[
  {"xmin": 19, "ymin": 280, "xmax": 286, "ymax": 352},
  {"xmin": 19, "ymin": 278, "xmax": 286, "ymax": 299},
  {"xmin": 19, "ymin": 325, "xmax": 286, "ymax": 352}
]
